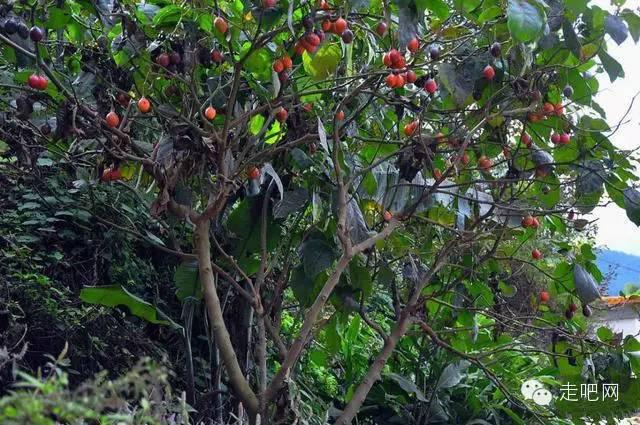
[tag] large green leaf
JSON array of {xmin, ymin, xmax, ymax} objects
[
  {"xmin": 302, "ymin": 44, "xmax": 341, "ymax": 81},
  {"xmin": 507, "ymin": 0, "xmax": 546, "ymax": 42},
  {"xmin": 174, "ymin": 262, "xmax": 202, "ymax": 301},
  {"xmin": 80, "ymin": 285, "xmax": 177, "ymax": 327}
]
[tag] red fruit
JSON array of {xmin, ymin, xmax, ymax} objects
[
  {"xmin": 248, "ymin": 166, "xmax": 261, "ymax": 180},
  {"xmin": 460, "ymin": 152, "xmax": 470, "ymax": 165},
  {"xmin": 156, "ymin": 53, "xmax": 170, "ymax": 68},
  {"xmin": 137, "ymin": 97, "xmax": 151, "ymax": 113},
  {"xmin": 204, "ymin": 106, "xmax": 216, "ymax": 120},
  {"xmin": 282, "ymin": 55, "xmax": 293, "ymax": 69},
  {"xmin": 407, "ymin": 37, "xmax": 419, "ymax": 53},
  {"xmin": 102, "ymin": 168, "xmax": 122, "ymax": 182},
  {"xmin": 395, "ymin": 73, "xmax": 405, "ymax": 87},
  {"xmin": 375, "ymin": 21, "xmax": 387, "ymax": 37},
  {"xmin": 383, "ymin": 210, "xmax": 393, "ymax": 222},
  {"xmin": 551, "ymin": 133, "xmax": 561, "ymax": 144},
  {"xmin": 521, "ymin": 132, "xmax": 532, "ymax": 147},
  {"xmin": 539, "ymin": 291, "xmax": 550, "ymax": 303},
  {"xmin": 478, "ymin": 155, "xmax": 492, "ymax": 170},
  {"xmin": 319, "ymin": 0, "xmax": 330, "ymax": 10},
  {"xmin": 334, "ymin": 18, "xmax": 347, "ymax": 35},
  {"xmin": 433, "ymin": 168, "xmax": 442, "ymax": 180},
  {"xmin": 36, "ymin": 76, "xmax": 48, "ymax": 90},
  {"xmin": 522, "ymin": 215, "xmax": 534, "ymax": 228},
  {"xmin": 482, "ymin": 64, "xmax": 495, "ymax": 80},
  {"xmin": 424, "ymin": 78, "xmax": 437, "ymax": 94},
  {"xmin": 531, "ymin": 217, "xmax": 540, "ymax": 228},
  {"xmin": 382, "ymin": 53, "xmax": 392, "ymax": 67},
  {"xmin": 502, "ymin": 145, "xmax": 510, "ymax": 158},
  {"xmin": 302, "ymin": 103, "xmax": 313, "ymax": 113},
  {"xmin": 532, "ymin": 249, "xmax": 543, "ymax": 260},
  {"xmin": 403, "ymin": 120, "xmax": 418, "ymax": 137},
  {"xmin": 554, "ymin": 103, "xmax": 564, "ymax": 116},
  {"xmin": 336, "ymin": 110, "xmax": 345, "ymax": 121},
  {"xmin": 306, "ymin": 32, "xmax": 321, "ymax": 47},
  {"xmin": 210, "ymin": 49, "xmax": 224, "ymax": 63},
  {"xmin": 105, "ymin": 111, "xmax": 120, "ymax": 128},
  {"xmin": 405, "ymin": 70, "xmax": 417, "ymax": 83},
  {"xmin": 389, "ymin": 49, "xmax": 401, "ymax": 64},
  {"xmin": 559, "ymin": 133, "xmax": 570, "ymax": 144},
  {"xmin": 101, "ymin": 169, "xmax": 112, "ymax": 182},
  {"xmin": 568, "ymin": 210, "xmax": 575, "ymax": 220},
  {"xmin": 275, "ymin": 107, "xmax": 288, "ymax": 123},
  {"xmin": 543, "ymin": 102, "xmax": 555, "ymax": 115},
  {"xmin": 322, "ymin": 20, "xmax": 332, "ymax": 32},
  {"xmin": 293, "ymin": 42, "xmax": 305, "ymax": 56},
  {"xmin": 110, "ymin": 168, "xmax": 123, "ymax": 181},
  {"xmin": 263, "ymin": 0, "xmax": 277, "ymax": 7},
  {"xmin": 385, "ymin": 73, "xmax": 398, "ymax": 88},
  {"xmin": 214, "ymin": 16, "xmax": 228, "ymax": 33},
  {"xmin": 28, "ymin": 74, "xmax": 40, "ymax": 89},
  {"xmin": 273, "ymin": 59, "xmax": 285, "ymax": 73}
]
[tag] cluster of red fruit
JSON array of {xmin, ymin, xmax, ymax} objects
[
  {"xmin": 551, "ymin": 132, "xmax": 571, "ymax": 145},
  {"xmin": 294, "ymin": 30, "xmax": 324, "ymax": 55},
  {"xmin": 272, "ymin": 55, "xmax": 293, "ymax": 81},
  {"xmin": 155, "ymin": 51, "xmax": 182, "ymax": 68},
  {"xmin": 320, "ymin": 17, "xmax": 352, "ymax": 43},
  {"xmin": 101, "ymin": 167, "xmax": 123, "ymax": 182},
  {"xmin": 529, "ymin": 101, "xmax": 564, "ymax": 122},
  {"xmin": 27, "ymin": 74, "xmax": 48, "ymax": 91},
  {"xmin": 521, "ymin": 214, "xmax": 541, "ymax": 229},
  {"xmin": 104, "ymin": 96, "xmax": 152, "ymax": 129}
]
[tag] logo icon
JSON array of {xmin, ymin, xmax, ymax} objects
[{"xmin": 521, "ymin": 379, "xmax": 553, "ymax": 406}]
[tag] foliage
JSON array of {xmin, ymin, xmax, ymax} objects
[{"xmin": 1, "ymin": 0, "xmax": 640, "ymax": 423}]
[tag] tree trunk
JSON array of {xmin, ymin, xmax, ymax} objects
[{"xmin": 194, "ymin": 221, "xmax": 259, "ymax": 417}]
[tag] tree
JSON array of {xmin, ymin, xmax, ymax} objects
[{"xmin": 2, "ymin": 0, "xmax": 640, "ymax": 423}]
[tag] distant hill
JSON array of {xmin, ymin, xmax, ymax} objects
[{"xmin": 596, "ymin": 249, "xmax": 640, "ymax": 295}]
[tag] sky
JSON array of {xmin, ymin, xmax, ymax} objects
[{"xmin": 590, "ymin": 0, "xmax": 640, "ymax": 255}]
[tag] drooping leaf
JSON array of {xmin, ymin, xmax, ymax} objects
[
  {"xmin": 302, "ymin": 238, "xmax": 336, "ymax": 277},
  {"xmin": 174, "ymin": 262, "xmax": 202, "ymax": 301},
  {"xmin": 273, "ymin": 188, "xmax": 309, "ymax": 218},
  {"xmin": 623, "ymin": 188, "xmax": 640, "ymax": 225},
  {"xmin": 386, "ymin": 373, "xmax": 428, "ymax": 401},
  {"xmin": 436, "ymin": 360, "xmax": 471, "ymax": 390},
  {"xmin": 573, "ymin": 264, "xmax": 601, "ymax": 304},
  {"xmin": 599, "ymin": 49, "xmax": 625, "ymax": 82},
  {"xmin": 80, "ymin": 285, "xmax": 176, "ymax": 326},
  {"xmin": 605, "ymin": 14, "xmax": 629, "ymax": 45}
]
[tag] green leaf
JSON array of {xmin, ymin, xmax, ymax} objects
[
  {"xmin": 417, "ymin": 0, "xmax": 451, "ymax": 19},
  {"xmin": 153, "ymin": 5, "xmax": 183, "ymax": 26},
  {"xmin": 386, "ymin": 373, "xmax": 428, "ymax": 401},
  {"xmin": 174, "ymin": 262, "xmax": 202, "ymax": 301},
  {"xmin": 302, "ymin": 238, "xmax": 336, "ymax": 277},
  {"xmin": 597, "ymin": 326, "xmax": 614, "ymax": 342},
  {"xmin": 622, "ymin": 10, "xmax": 640, "ymax": 42},
  {"xmin": 562, "ymin": 19, "xmax": 583, "ymax": 61},
  {"xmin": 362, "ymin": 171, "xmax": 378, "ymax": 196},
  {"xmin": 599, "ymin": 49, "xmax": 625, "ymax": 82},
  {"xmin": 80, "ymin": 285, "xmax": 175, "ymax": 326},
  {"xmin": 478, "ymin": 6, "xmax": 503, "ymax": 24},
  {"xmin": 249, "ymin": 114, "xmax": 266, "ymax": 135},
  {"xmin": 623, "ymin": 189, "xmax": 640, "ymax": 225},
  {"xmin": 507, "ymin": 0, "xmax": 546, "ymax": 43},
  {"xmin": 302, "ymin": 44, "xmax": 341, "ymax": 81},
  {"xmin": 46, "ymin": 7, "xmax": 71, "ymax": 30}
]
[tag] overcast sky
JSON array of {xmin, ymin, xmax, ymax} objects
[{"xmin": 591, "ymin": 0, "xmax": 640, "ymax": 255}]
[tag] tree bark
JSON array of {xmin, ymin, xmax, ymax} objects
[{"xmin": 195, "ymin": 221, "xmax": 259, "ymax": 417}]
